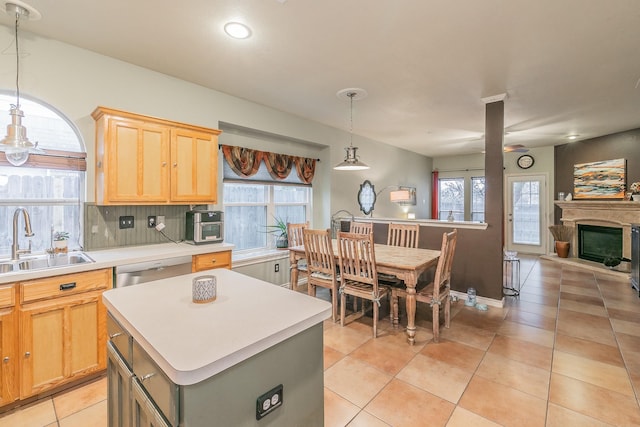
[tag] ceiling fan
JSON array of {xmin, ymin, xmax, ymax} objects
[{"xmin": 503, "ymin": 144, "xmax": 529, "ymax": 153}]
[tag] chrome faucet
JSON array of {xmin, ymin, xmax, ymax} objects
[{"xmin": 11, "ymin": 208, "xmax": 34, "ymax": 260}]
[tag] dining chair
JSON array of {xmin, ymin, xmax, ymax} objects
[
  {"xmin": 381, "ymin": 223, "xmax": 421, "ymax": 288},
  {"xmin": 391, "ymin": 229, "xmax": 457, "ymax": 342},
  {"xmin": 288, "ymin": 222, "xmax": 309, "ymax": 289},
  {"xmin": 302, "ymin": 228, "xmax": 339, "ymax": 322},
  {"xmin": 387, "ymin": 223, "xmax": 420, "ymax": 248},
  {"xmin": 349, "ymin": 221, "xmax": 372, "ymax": 234},
  {"xmin": 336, "ymin": 231, "xmax": 390, "ymax": 338}
]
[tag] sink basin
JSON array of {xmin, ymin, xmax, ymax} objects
[
  {"xmin": 0, "ymin": 252, "xmax": 95, "ymax": 274},
  {"xmin": 0, "ymin": 263, "xmax": 14, "ymax": 273}
]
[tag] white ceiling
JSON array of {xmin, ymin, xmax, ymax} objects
[{"xmin": 2, "ymin": 0, "xmax": 640, "ymax": 157}]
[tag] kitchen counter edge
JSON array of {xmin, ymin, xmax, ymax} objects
[{"xmin": 0, "ymin": 242, "xmax": 235, "ymax": 284}]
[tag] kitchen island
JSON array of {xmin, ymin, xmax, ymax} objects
[{"xmin": 103, "ymin": 268, "xmax": 331, "ymax": 426}]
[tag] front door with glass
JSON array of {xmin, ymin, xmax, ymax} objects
[{"xmin": 505, "ymin": 174, "xmax": 547, "ymax": 255}]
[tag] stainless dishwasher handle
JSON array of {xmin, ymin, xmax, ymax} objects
[{"xmin": 140, "ymin": 373, "xmax": 155, "ymax": 382}]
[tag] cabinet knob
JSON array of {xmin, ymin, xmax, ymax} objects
[
  {"xmin": 211, "ymin": 259, "xmax": 216, "ymax": 263},
  {"xmin": 3, "ymin": 357, "xmax": 8, "ymax": 363},
  {"xmin": 140, "ymin": 373, "xmax": 155, "ymax": 382},
  {"xmin": 25, "ymin": 352, "xmax": 30, "ymax": 358},
  {"xmin": 173, "ymin": 163, "xmax": 177, "ymax": 167},
  {"xmin": 162, "ymin": 162, "xmax": 167, "ymax": 167}
]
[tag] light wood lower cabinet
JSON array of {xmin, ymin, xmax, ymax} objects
[
  {"xmin": 0, "ymin": 268, "xmax": 114, "ymax": 402},
  {"xmin": 0, "ymin": 302, "xmax": 17, "ymax": 407},
  {"xmin": 191, "ymin": 250, "xmax": 232, "ymax": 272},
  {"xmin": 19, "ymin": 290, "xmax": 107, "ymax": 398}
]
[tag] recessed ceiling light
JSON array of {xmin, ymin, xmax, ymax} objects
[
  {"xmin": 224, "ymin": 22, "xmax": 252, "ymax": 39},
  {"xmin": 567, "ymin": 134, "xmax": 579, "ymax": 140}
]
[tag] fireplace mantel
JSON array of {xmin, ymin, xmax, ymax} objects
[
  {"xmin": 556, "ymin": 200, "xmax": 640, "ymax": 212},
  {"xmin": 555, "ymin": 200, "xmax": 640, "ymax": 259}
]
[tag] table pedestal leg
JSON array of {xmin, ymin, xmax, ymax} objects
[
  {"xmin": 405, "ymin": 286, "xmax": 416, "ymax": 345},
  {"xmin": 289, "ymin": 252, "xmax": 299, "ymax": 291}
]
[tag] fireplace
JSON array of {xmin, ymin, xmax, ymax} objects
[
  {"xmin": 555, "ymin": 200, "xmax": 640, "ymax": 261},
  {"xmin": 578, "ymin": 224, "xmax": 622, "ymax": 263}
]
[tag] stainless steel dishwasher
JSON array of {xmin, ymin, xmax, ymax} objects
[{"xmin": 115, "ymin": 255, "xmax": 192, "ymax": 287}]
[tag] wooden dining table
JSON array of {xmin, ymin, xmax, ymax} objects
[{"xmin": 289, "ymin": 241, "xmax": 440, "ymax": 345}]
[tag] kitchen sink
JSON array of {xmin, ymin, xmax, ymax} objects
[{"xmin": 0, "ymin": 252, "xmax": 95, "ymax": 274}]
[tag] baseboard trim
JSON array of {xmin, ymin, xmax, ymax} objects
[{"xmin": 451, "ymin": 290, "xmax": 504, "ymax": 308}]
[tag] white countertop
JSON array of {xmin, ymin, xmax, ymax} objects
[
  {"xmin": 103, "ymin": 268, "xmax": 331, "ymax": 385},
  {"xmin": 351, "ymin": 216, "xmax": 488, "ymax": 230},
  {"xmin": 0, "ymin": 242, "xmax": 234, "ymax": 284}
]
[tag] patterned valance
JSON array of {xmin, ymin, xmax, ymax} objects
[
  {"xmin": 221, "ymin": 145, "xmax": 316, "ymax": 183},
  {"xmin": 221, "ymin": 145, "xmax": 262, "ymax": 177}
]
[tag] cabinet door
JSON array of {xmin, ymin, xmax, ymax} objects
[
  {"xmin": 0, "ymin": 308, "xmax": 17, "ymax": 406},
  {"xmin": 131, "ymin": 378, "xmax": 171, "ymax": 427},
  {"xmin": 107, "ymin": 118, "xmax": 170, "ymax": 203},
  {"xmin": 19, "ymin": 290, "xmax": 107, "ymax": 398},
  {"xmin": 170, "ymin": 128, "xmax": 218, "ymax": 203},
  {"xmin": 108, "ymin": 342, "xmax": 133, "ymax": 427}
]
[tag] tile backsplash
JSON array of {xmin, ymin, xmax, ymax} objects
[{"xmin": 84, "ymin": 203, "xmax": 193, "ymax": 250}]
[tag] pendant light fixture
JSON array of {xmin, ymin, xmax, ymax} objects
[
  {"xmin": 334, "ymin": 88, "xmax": 369, "ymax": 171},
  {"xmin": 0, "ymin": 1, "xmax": 42, "ymax": 166}
]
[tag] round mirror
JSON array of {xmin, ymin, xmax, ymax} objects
[{"xmin": 357, "ymin": 180, "xmax": 376, "ymax": 215}]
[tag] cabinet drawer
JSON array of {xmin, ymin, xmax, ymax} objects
[
  {"xmin": 107, "ymin": 313, "xmax": 133, "ymax": 368},
  {"xmin": 0, "ymin": 284, "xmax": 15, "ymax": 308},
  {"xmin": 133, "ymin": 340, "xmax": 179, "ymax": 427},
  {"xmin": 21, "ymin": 268, "xmax": 112, "ymax": 303},
  {"xmin": 192, "ymin": 251, "xmax": 231, "ymax": 272}
]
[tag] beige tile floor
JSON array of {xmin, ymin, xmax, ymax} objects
[{"xmin": 2, "ymin": 256, "xmax": 640, "ymax": 426}]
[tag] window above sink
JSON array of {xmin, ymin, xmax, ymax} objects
[{"xmin": 0, "ymin": 92, "xmax": 87, "ymax": 257}]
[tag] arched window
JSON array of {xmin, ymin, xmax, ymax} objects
[{"xmin": 0, "ymin": 92, "xmax": 86, "ymax": 255}]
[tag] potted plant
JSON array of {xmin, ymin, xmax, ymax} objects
[
  {"xmin": 548, "ymin": 225, "xmax": 572, "ymax": 258},
  {"xmin": 264, "ymin": 216, "xmax": 288, "ymax": 248},
  {"xmin": 53, "ymin": 231, "xmax": 69, "ymax": 253}
]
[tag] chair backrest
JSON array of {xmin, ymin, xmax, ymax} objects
[
  {"xmin": 432, "ymin": 229, "xmax": 458, "ymax": 299},
  {"xmin": 336, "ymin": 231, "xmax": 378, "ymax": 289},
  {"xmin": 302, "ymin": 228, "xmax": 336, "ymax": 278},
  {"xmin": 349, "ymin": 221, "xmax": 373, "ymax": 235},
  {"xmin": 287, "ymin": 222, "xmax": 309, "ymax": 248},
  {"xmin": 387, "ymin": 223, "xmax": 420, "ymax": 248}
]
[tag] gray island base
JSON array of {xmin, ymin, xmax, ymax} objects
[{"xmin": 103, "ymin": 268, "xmax": 331, "ymax": 426}]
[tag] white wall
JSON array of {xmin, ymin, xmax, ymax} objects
[{"xmin": 0, "ymin": 26, "xmax": 432, "ymax": 227}]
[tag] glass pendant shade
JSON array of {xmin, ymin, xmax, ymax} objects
[{"xmin": 1, "ymin": 106, "xmax": 35, "ymax": 166}]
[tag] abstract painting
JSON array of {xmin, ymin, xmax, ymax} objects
[{"xmin": 573, "ymin": 158, "xmax": 626, "ymax": 199}]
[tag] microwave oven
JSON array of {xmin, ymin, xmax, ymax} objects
[{"xmin": 185, "ymin": 210, "xmax": 224, "ymax": 244}]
